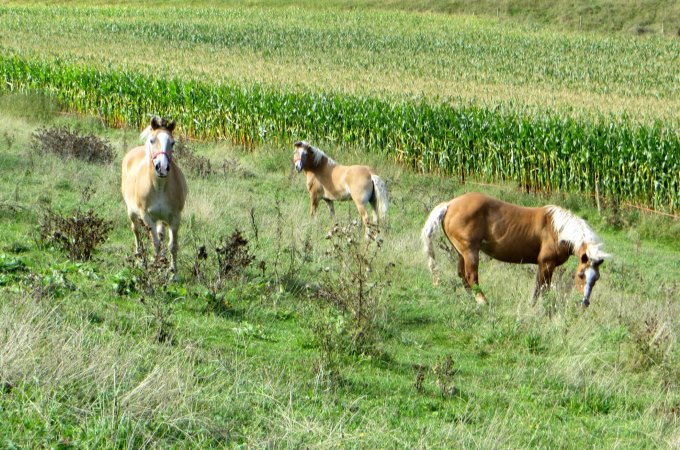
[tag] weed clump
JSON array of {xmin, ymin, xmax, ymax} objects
[
  {"xmin": 191, "ymin": 230, "xmax": 258, "ymax": 315},
  {"xmin": 412, "ymin": 355, "xmax": 458, "ymax": 398},
  {"xmin": 173, "ymin": 139, "xmax": 253, "ymax": 179},
  {"xmin": 32, "ymin": 126, "xmax": 114, "ymax": 164},
  {"xmin": 173, "ymin": 138, "xmax": 214, "ymax": 178},
  {"xmin": 312, "ymin": 221, "xmax": 392, "ymax": 359},
  {"xmin": 625, "ymin": 314, "xmax": 675, "ymax": 371},
  {"xmin": 216, "ymin": 230, "xmax": 255, "ymax": 282},
  {"xmin": 39, "ymin": 207, "xmax": 112, "ymax": 261}
]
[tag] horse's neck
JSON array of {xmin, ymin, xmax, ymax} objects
[
  {"xmin": 311, "ymin": 160, "xmax": 342, "ymax": 184},
  {"xmin": 307, "ymin": 153, "xmax": 330, "ymax": 172}
]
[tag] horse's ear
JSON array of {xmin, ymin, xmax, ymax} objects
[
  {"xmin": 151, "ymin": 116, "xmax": 162, "ymax": 130},
  {"xmin": 166, "ymin": 120, "xmax": 176, "ymax": 133}
]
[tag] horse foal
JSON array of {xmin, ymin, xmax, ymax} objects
[
  {"xmin": 121, "ymin": 116, "xmax": 187, "ymax": 277},
  {"xmin": 293, "ymin": 141, "xmax": 388, "ymax": 237},
  {"xmin": 421, "ymin": 192, "xmax": 608, "ymax": 307}
]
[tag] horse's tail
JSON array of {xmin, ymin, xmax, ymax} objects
[
  {"xmin": 420, "ymin": 201, "xmax": 450, "ymax": 285},
  {"xmin": 370, "ymin": 174, "xmax": 389, "ymax": 225}
]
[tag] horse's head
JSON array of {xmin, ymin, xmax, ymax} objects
[
  {"xmin": 293, "ymin": 141, "xmax": 311, "ymax": 173},
  {"xmin": 574, "ymin": 243, "xmax": 609, "ymax": 307},
  {"xmin": 144, "ymin": 116, "xmax": 176, "ymax": 178}
]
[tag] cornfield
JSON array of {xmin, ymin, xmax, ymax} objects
[{"xmin": 1, "ymin": 54, "xmax": 678, "ymax": 212}]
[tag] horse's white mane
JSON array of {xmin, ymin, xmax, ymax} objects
[
  {"xmin": 299, "ymin": 141, "xmax": 335, "ymax": 167},
  {"xmin": 547, "ymin": 206, "xmax": 608, "ymax": 260}
]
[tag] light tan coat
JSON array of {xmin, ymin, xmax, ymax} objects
[
  {"xmin": 121, "ymin": 117, "xmax": 187, "ymax": 276},
  {"xmin": 293, "ymin": 141, "xmax": 388, "ymax": 236}
]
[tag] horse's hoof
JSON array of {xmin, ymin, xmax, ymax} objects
[{"xmin": 475, "ymin": 293, "xmax": 488, "ymax": 305}]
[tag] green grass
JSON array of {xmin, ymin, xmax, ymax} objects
[
  {"xmin": 1, "ymin": 94, "xmax": 678, "ymax": 448},
  {"xmin": 0, "ymin": 2, "xmax": 678, "ymax": 446}
]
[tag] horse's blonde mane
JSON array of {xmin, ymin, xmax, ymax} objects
[
  {"xmin": 547, "ymin": 206, "xmax": 607, "ymax": 259},
  {"xmin": 297, "ymin": 141, "xmax": 335, "ymax": 168},
  {"xmin": 140, "ymin": 125, "xmax": 153, "ymax": 143}
]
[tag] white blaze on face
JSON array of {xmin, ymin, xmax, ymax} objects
[
  {"xmin": 581, "ymin": 264, "xmax": 601, "ymax": 307},
  {"xmin": 294, "ymin": 148, "xmax": 305, "ymax": 172},
  {"xmin": 152, "ymin": 131, "xmax": 173, "ymax": 177}
]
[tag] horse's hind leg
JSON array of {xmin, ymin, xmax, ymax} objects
[
  {"xmin": 457, "ymin": 254, "xmax": 469, "ymax": 290},
  {"xmin": 369, "ymin": 196, "xmax": 379, "ymax": 227},
  {"xmin": 141, "ymin": 214, "xmax": 162, "ymax": 263},
  {"xmin": 353, "ymin": 200, "xmax": 372, "ymax": 238}
]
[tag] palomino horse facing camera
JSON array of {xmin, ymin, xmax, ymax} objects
[
  {"xmin": 421, "ymin": 192, "xmax": 608, "ymax": 307},
  {"xmin": 293, "ymin": 141, "xmax": 388, "ymax": 236},
  {"xmin": 121, "ymin": 116, "xmax": 187, "ymax": 277}
]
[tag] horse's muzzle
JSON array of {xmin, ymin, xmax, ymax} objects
[
  {"xmin": 294, "ymin": 161, "xmax": 303, "ymax": 172},
  {"xmin": 581, "ymin": 267, "xmax": 599, "ymax": 308}
]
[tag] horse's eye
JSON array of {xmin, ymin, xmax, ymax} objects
[{"xmin": 150, "ymin": 137, "xmax": 156, "ymax": 144}]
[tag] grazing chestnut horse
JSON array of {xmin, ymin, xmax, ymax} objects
[
  {"xmin": 121, "ymin": 116, "xmax": 187, "ymax": 277},
  {"xmin": 293, "ymin": 141, "xmax": 388, "ymax": 236},
  {"xmin": 421, "ymin": 192, "xmax": 608, "ymax": 307}
]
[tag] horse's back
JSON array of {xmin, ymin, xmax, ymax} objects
[
  {"xmin": 121, "ymin": 146, "xmax": 147, "ymax": 202},
  {"xmin": 343, "ymin": 164, "xmax": 374, "ymax": 187},
  {"xmin": 445, "ymin": 192, "xmax": 548, "ymax": 262},
  {"xmin": 122, "ymin": 146, "xmax": 146, "ymax": 181}
]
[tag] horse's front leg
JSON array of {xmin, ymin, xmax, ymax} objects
[
  {"xmin": 309, "ymin": 191, "xmax": 320, "ymax": 217},
  {"xmin": 142, "ymin": 214, "xmax": 162, "ymax": 263},
  {"xmin": 462, "ymin": 250, "xmax": 486, "ymax": 305},
  {"xmin": 532, "ymin": 261, "xmax": 555, "ymax": 305},
  {"xmin": 167, "ymin": 216, "xmax": 181, "ymax": 279},
  {"xmin": 129, "ymin": 214, "xmax": 144, "ymax": 258},
  {"xmin": 323, "ymin": 199, "xmax": 336, "ymax": 222}
]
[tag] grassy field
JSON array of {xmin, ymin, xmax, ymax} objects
[
  {"xmin": 1, "ymin": 1, "xmax": 679, "ymax": 447},
  {"xmin": 0, "ymin": 94, "xmax": 679, "ymax": 448}
]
